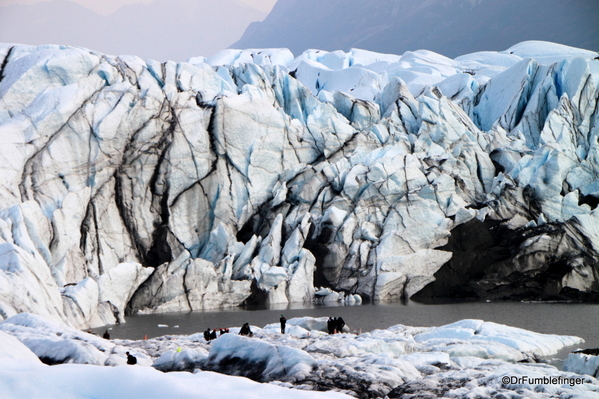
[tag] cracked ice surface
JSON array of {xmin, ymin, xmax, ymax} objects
[
  {"xmin": 0, "ymin": 41, "xmax": 599, "ymax": 327},
  {"xmin": 0, "ymin": 314, "xmax": 596, "ymax": 399}
]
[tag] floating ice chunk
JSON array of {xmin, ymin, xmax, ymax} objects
[{"xmin": 351, "ymin": 294, "xmax": 362, "ymax": 305}]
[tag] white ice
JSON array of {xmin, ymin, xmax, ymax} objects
[{"xmin": 1, "ymin": 314, "xmax": 597, "ymax": 399}]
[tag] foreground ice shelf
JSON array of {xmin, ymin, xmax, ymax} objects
[{"xmin": 0, "ymin": 313, "xmax": 596, "ymax": 399}]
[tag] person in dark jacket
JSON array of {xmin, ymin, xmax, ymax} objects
[
  {"xmin": 239, "ymin": 323, "xmax": 253, "ymax": 337},
  {"xmin": 126, "ymin": 352, "xmax": 137, "ymax": 365},
  {"xmin": 102, "ymin": 330, "xmax": 110, "ymax": 339},
  {"xmin": 327, "ymin": 317, "xmax": 335, "ymax": 334},
  {"xmin": 336, "ymin": 317, "xmax": 345, "ymax": 332},
  {"xmin": 280, "ymin": 314, "xmax": 286, "ymax": 334},
  {"xmin": 210, "ymin": 329, "xmax": 217, "ymax": 340},
  {"xmin": 204, "ymin": 328, "xmax": 212, "ymax": 342}
]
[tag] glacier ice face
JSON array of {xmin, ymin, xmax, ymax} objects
[{"xmin": 0, "ymin": 41, "xmax": 599, "ymax": 327}]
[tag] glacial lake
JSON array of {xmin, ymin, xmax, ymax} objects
[{"xmin": 94, "ymin": 300, "xmax": 599, "ymax": 364}]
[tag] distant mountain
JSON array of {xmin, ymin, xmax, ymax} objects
[
  {"xmin": 0, "ymin": 0, "xmax": 266, "ymax": 61},
  {"xmin": 232, "ymin": 0, "xmax": 599, "ymax": 57}
]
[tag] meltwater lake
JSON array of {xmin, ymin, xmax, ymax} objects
[{"xmin": 95, "ymin": 300, "xmax": 599, "ymax": 362}]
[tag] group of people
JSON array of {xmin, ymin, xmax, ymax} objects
[
  {"xmin": 204, "ymin": 327, "xmax": 230, "ymax": 342},
  {"xmin": 98, "ymin": 314, "xmax": 347, "ymax": 365},
  {"xmin": 327, "ymin": 317, "xmax": 345, "ymax": 334},
  {"xmin": 202, "ymin": 319, "xmax": 279, "ymax": 340},
  {"xmin": 202, "ymin": 324, "xmax": 254, "ymax": 341},
  {"xmin": 98, "ymin": 329, "xmax": 137, "ymax": 365},
  {"xmin": 202, "ymin": 314, "xmax": 344, "ymax": 338}
]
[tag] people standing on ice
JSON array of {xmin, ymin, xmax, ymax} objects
[
  {"xmin": 327, "ymin": 317, "xmax": 335, "ymax": 334},
  {"xmin": 210, "ymin": 329, "xmax": 217, "ymax": 340},
  {"xmin": 219, "ymin": 328, "xmax": 229, "ymax": 335},
  {"xmin": 204, "ymin": 328, "xmax": 213, "ymax": 342},
  {"xmin": 126, "ymin": 352, "xmax": 137, "ymax": 365},
  {"xmin": 327, "ymin": 317, "xmax": 345, "ymax": 334},
  {"xmin": 239, "ymin": 323, "xmax": 253, "ymax": 337},
  {"xmin": 280, "ymin": 314, "xmax": 286, "ymax": 334},
  {"xmin": 102, "ymin": 330, "xmax": 110, "ymax": 339}
]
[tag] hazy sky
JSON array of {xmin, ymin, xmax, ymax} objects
[
  {"xmin": 0, "ymin": 0, "xmax": 279, "ymax": 60},
  {"xmin": 0, "ymin": 0, "xmax": 278, "ymax": 14}
]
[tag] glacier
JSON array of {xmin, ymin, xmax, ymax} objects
[{"xmin": 0, "ymin": 41, "xmax": 598, "ymax": 328}]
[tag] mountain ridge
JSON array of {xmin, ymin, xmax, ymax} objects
[{"xmin": 233, "ymin": 0, "xmax": 599, "ymax": 58}]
